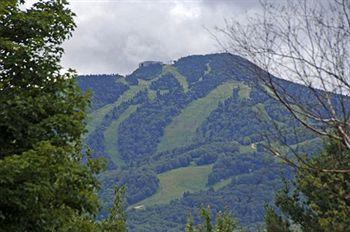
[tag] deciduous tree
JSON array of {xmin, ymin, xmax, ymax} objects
[{"xmin": 0, "ymin": 1, "xmax": 126, "ymax": 230}]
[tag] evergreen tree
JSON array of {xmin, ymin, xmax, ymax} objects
[
  {"xmin": 200, "ymin": 207, "xmax": 213, "ymax": 232},
  {"xmin": 266, "ymin": 140, "xmax": 350, "ymax": 231},
  {"xmin": 215, "ymin": 211, "xmax": 239, "ymax": 232},
  {"xmin": 186, "ymin": 207, "xmax": 241, "ymax": 232},
  {"xmin": 102, "ymin": 186, "xmax": 128, "ymax": 232},
  {"xmin": 264, "ymin": 206, "xmax": 290, "ymax": 232},
  {"xmin": 185, "ymin": 214, "xmax": 195, "ymax": 232}
]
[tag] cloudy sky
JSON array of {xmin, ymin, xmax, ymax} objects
[{"xmin": 59, "ymin": 0, "xmax": 261, "ymax": 75}]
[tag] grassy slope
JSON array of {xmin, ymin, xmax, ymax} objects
[
  {"xmin": 157, "ymin": 82, "xmax": 237, "ymax": 153},
  {"xmin": 85, "ymin": 104, "xmax": 114, "ymax": 138},
  {"xmin": 162, "ymin": 65, "xmax": 189, "ymax": 93},
  {"xmin": 238, "ymin": 83, "xmax": 251, "ymax": 100},
  {"xmin": 104, "ymin": 105, "xmax": 139, "ymax": 166},
  {"xmin": 85, "ymin": 80, "xmax": 149, "ymax": 137},
  {"xmin": 132, "ymin": 165, "xmax": 213, "ymax": 208},
  {"xmin": 204, "ymin": 63, "xmax": 212, "ymax": 75},
  {"xmin": 212, "ymin": 177, "xmax": 232, "ymax": 191}
]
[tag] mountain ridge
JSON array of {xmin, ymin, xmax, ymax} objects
[{"xmin": 78, "ymin": 53, "xmax": 322, "ymax": 231}]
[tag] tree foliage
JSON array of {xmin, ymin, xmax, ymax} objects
[
  {"xmin": 101, "ymin": 186, "xmax": 127, "ymax": 232},
  {"xmin": 0, "ymin": 1, "xmax": 126, "ymax": 230},
  {"xmin": 185, "ymin": 207, "xmax": 241, "ymax": 232},
  {"xmin": 264, "ymin": 207, "xmax": 290, "ymax": 232},
  {"xmin": 266, "ymin": 140, "xmax": 350, "ymax": 231},
  {"xmin": 0, "ymin": 142, "xmax": 103, "ymax": 231},
  {"xmin": 0, "ymin": 0, "xmax": 87, "ymax": 158}
]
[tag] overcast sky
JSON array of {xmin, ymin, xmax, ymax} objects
[{"xmin": 58, "ymin": 0, "xmax": 261, "ymax": 75}]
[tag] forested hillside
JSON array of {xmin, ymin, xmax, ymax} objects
[{"xmin": 78, "ymin": 53, "xmax": 322, "ymax": 231}]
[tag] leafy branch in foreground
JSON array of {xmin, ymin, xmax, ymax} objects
[{"xmin": 0, "ymin": 1, "xmax": 127, "ymax": 231}]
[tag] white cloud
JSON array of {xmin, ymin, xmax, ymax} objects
[
  {"xmin": 170, "ymin": 2, "xmax": 201, "ymax": 22},
  {"xmin": 59, "ymin": 0, "xmax": 260, "ymax": 75}
]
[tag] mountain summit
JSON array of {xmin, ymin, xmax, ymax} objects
[{"xmin": 78, "ymin": 53, "xmax": 320, "ymax": 231}]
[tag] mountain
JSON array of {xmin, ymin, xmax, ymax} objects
[{"xmin": 77, "ymin": 53, "xmax": 322, "ymax": 231}]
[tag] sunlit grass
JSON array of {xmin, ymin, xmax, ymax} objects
[
  {"xmin": 157, "ymin": 82, "xmax": 237, "ymax": 152},
  {"xmin": 132, "ymin": 165, "xmax": 212, "ymax": 208}
]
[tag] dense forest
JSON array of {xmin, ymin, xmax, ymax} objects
[{"xmin": 78, "ymin": 53, "xmax": 324, "ymax": 231}]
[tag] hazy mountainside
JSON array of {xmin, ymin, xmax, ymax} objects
[{"xmin": 77, "ymin": 53, "xmax": 322, "ymax": 231}]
